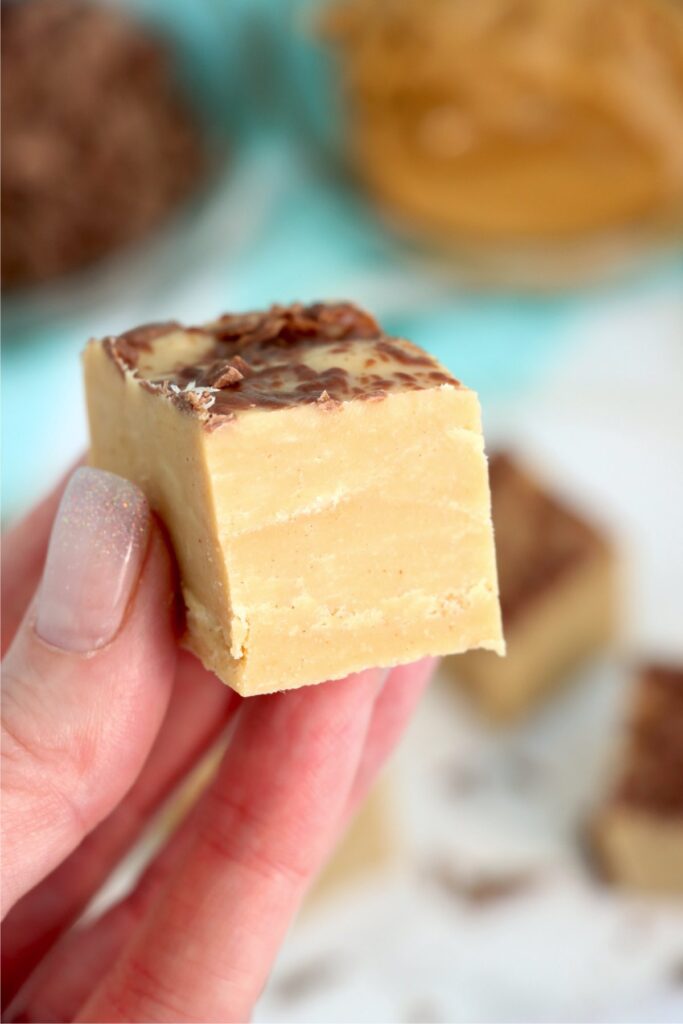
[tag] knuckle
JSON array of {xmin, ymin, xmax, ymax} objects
[
  {"xmin": 1, "ymin": 697, "xmax": 94, "ymax": 839},
  {"xmin": 115, "ymin": 954, "xmax": 189, "ymax": 1022},
  {"xmin": 202, "ymin": 785, "xmax": 313, "ymax": 888}
]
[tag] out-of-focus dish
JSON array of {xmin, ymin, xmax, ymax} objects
[
  {"xmin": 1, "ymin": 0, "xmax": 206, "ymax": 291},
  {"xmin": 321, "ymin": 0, "xmax": 683, "ymax": 285}
]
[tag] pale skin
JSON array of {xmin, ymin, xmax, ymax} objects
[{"xmin": 1, "ymin": 466, "xmax": 436, "ymax": 1023}]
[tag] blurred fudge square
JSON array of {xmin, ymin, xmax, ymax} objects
[
  {"xmin": 84, "ymin": 302, "xmax": 503, "ymax": 696},
  {"xmin": 307, "ymin": 780, "xmax": 395, "ymax": 908},
  {"xmin": 596, "ymin": 664, "xmax": 683, "ymax": 894},
  {"xmin": 448, "ymin": 452, "xmax": 616, "ymax": 720}
]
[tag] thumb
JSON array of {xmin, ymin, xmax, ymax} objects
[{"xmin": 1, "ymin": 468, "xmax": 179, "ymax": 916}]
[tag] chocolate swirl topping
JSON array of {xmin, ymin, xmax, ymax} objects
[
  {"xmin": 616, "ymin": 665, "xmax": 683, "ymax": 817},
  {"xmin": 102, "ymin": 301, "xmax": 459, "ymax": 424}
]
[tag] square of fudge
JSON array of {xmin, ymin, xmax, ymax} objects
[
  {"xmin": 447, "ymin": 452, "xmax": 616, "ymax": 720},
  {"xmin": 595, "ymin": 664, "xmax": 683, "ymax": 894},
  {"xmin": 84, "ymin": 301, "xmax": 503, "ymax": 695}
]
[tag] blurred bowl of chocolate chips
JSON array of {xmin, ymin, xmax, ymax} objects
[{"xmin": 1, "ymin": 0, "xmax": 239, "ymax": 332}]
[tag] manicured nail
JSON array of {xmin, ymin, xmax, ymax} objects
[{"xmin": 36, "ymin": 467, "xmax": 149, "ymax": 652}]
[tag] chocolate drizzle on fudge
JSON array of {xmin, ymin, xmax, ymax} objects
[
  {"xmin": 614, "ymin": 665, "xmax": 683, "ymax": 817},
  {"xmin": 488, "ymin": 453, "xmax": 610, "ymax": 626},
  {"xmin": 102, "ymin": 301, "xmax": 460, "ymax": 424},
  {"xmin": 103, "ymin": 321, "xmax": 181, "ymax": 374}
]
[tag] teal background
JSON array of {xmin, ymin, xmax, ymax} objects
[{"xmin": 2, "ymin": 0, "xmax": 682, "ymax": 521}]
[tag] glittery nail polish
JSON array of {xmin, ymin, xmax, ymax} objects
[{"xmin": 35, "ymin": 467, "xmax": 149, "ymax": 652}]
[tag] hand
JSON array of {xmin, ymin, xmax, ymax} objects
[{"xmin": 2, "ymin": 466, "xmax": 436, "ymax": 1022}]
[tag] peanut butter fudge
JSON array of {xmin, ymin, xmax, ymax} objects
[
  {"xmin": 448, "ymin": 453, "xmax": 615, "ymax": 720},
  {"xmin": 84, "ymin": 302, "xmax": 503, "ymax": 695},
  {"xmin": 595, "ymin": 664, "xmax": 683, "ymax": 893}
]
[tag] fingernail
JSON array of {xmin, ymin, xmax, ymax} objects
[{"xmin": 36, "ymin": 467, "xmax": 149, "ymax": 652}]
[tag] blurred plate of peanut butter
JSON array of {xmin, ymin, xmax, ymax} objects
[{"xmin": 298, "ymin": 0, "xmax": 683, "ymax": 287}]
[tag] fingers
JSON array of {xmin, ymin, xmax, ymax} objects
[
  {"xmin": 345, "ymin": 657, "xmax": 438, "ymax": 817},
  {"xmin": 79, "ymin": 669, "xmax": 385, "ymax": 1023},
  {"xmin": 10, "ymin": 661, "xmax": 436, "ymax": 1022},
  {"xmin": 1, "ymin": 653, "xmax": 240, "ymax": 1010},
  {"xmin": 4, "ymin": 897, "xmax": 139, "ymax": 1024},
  {"xmin": 1, "ymin": 460, "xmax": 82, "ymax": 656},
  {"xmin": 5, "ymin": 815, "xmax": 195, "ymax": 1024},
  {"xmin": 1, "ymin": 468, "xmax": 178, "ymax": 916}
]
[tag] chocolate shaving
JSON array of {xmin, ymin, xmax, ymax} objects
[
  {"xmin": 358, "ymin": 389, "xmax": 387, "ymax": 402},
  {"xmin": 231, "ymin": 354, "xmax": 253, "ymax": 377},
  {"xmin": 377, "ymin": 339, "xmax": 441, "ymax": 368},
  {"xmin": 211, "ymin": 364, "xmax": 246, "ymax": 387}
]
